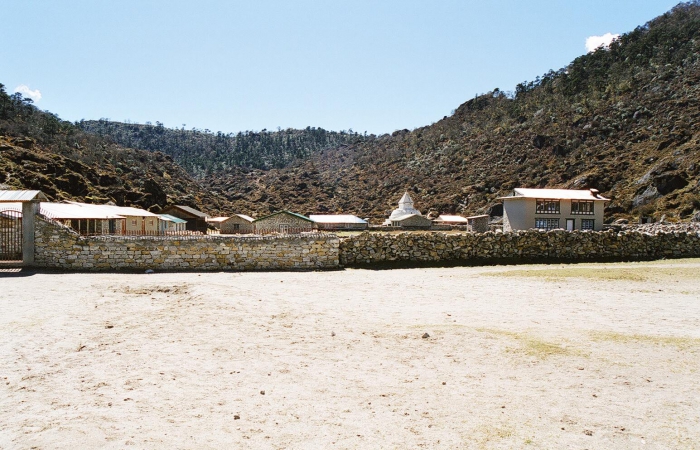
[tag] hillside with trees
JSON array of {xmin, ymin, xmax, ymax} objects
[{"xmin": 78, "ymin": 120, "xmax": 364, "ymax": 177}]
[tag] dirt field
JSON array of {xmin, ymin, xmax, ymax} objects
[{"xmin": 2, "ymin": 259, "xmax": 699, "ymax": 449}]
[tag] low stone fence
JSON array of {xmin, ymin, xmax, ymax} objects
[
  {"xmin": 34, "ymin": 218, "xmax": 338, "ymax": 271},
  {"xmin": 31, "ymin": 217, "xmax": 700, "ymax": 271},
  {"xmin": 339, "ymin": 228, "xmax": 700, "ymax": 266}
]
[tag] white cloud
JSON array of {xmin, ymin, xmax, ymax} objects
[
  {"xmin": 14, "ymin": 84, "xmax": 42, "ymax": 102},
  {"xmin": 585, "ymin": 33, "xmax": 620, "ymax": 53}
]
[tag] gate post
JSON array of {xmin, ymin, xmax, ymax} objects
[{"xmin": 22, "ymin": 200, "xmax": 37, "ymax": 266}]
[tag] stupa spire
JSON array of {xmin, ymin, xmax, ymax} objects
[{"xmin": 388, "ymin": 191, "xmax": 422, "ymax": 220}]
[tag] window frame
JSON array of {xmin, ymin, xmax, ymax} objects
[
  {"xmin": 571, "ymin": 200, "xmax": 595, "ymax": 215},
  {"xmin": 580, "ymin": 219, "xmax": 595, "ymax": 230},
  {"xmin": 534, "ymin": 218, "xmax": 560, "ymax": 230},
  {"xmin": 535, "ymin": 199, "xmax": 560, "ymax": 214}
]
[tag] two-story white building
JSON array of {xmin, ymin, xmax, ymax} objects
[{"xmin": 500, "ymin": 188, "xmax": 609, "ymax": 232}]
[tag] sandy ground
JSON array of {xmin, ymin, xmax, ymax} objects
[{"xmin": 1, "ymin": 260, "xmax": 699, "ymax": 449}]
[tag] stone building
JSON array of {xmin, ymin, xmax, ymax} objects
[
  {"xmin": 309, "ymin": 215, "xmax": 368, "ymax": 230},
  {"xmin": 253, "ymin": 210, "xmax": 315, "ymax": 234},
  {"xmin": 389, "ymin": 214, "xmax": 433, "ymax": 229},
  {"xmin": 220, "ymin": 214, "xmax": 255, "ymax": 234},
  {"xmin": 206, "ymin": 216, "xmax": 229, "ymax": 230},
  {"xmin": 466, "ymin": 214, "xmax": 490, "ymax": 233}
]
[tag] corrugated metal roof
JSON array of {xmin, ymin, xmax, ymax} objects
[
  {"xmin": 206, "ymin": 216, "xmax": 230, "ymax": 223},
  {"xmin": 66, "ymin": 202, "xmax": 160, "ymax": 217},
  {"xmin": 0, "ymin": 190, "xmax": 48, "ymax": 202},
  {"xmin": 435, "ymin": 215, "xmax": 468, "ymax": 223},
  {"xmin": 309, "ymin": 214, "xmax": 367, "ymax": 224},
  {"xmin": 0, "ymin": 202, "xmax": 22, "ymax": 212},
  {"xmin": 170, "ymin": 205, "xmax": 209, "ymax": 218},
  {"xmin": 221, "ymin": 214, "xmax": 254, "ymax": 223},
  {"xmin": 500, "ymin": 188, "xmax": 609, "ymax": 201},
  {"xmin": 391, "ymin": 214, "xmax": 431, "ymax": 222},
  {"xmin": 158, "ymin": 214, "xmax": 188, "ymax": 224},
  {"xmin": 40, "ymin": 203, "xmax": 125, "ymax": 219},
  {"xmin": 1, "ymin": 200, "xmax": 161, "ymax": 220},
  {"xmin": 253, "ymin": 210, "xmax": 313, "ymax": 223}
]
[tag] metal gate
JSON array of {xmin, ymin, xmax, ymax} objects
[{"xmin": 0, "ymin": 209, "xmax": 22, "ymax": 262}]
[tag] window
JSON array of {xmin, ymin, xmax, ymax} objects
[
  {"xmin": 536, "ymin": 199, "xmax": 560, "ymax": 214},
  {"xmin": 233, "ymin": 223, "xmax": 240, "ymax": 230},
  {"xmin": 131, "ymin": 219, "xmax": 137, "ymax": 226},
  {"xmin": 571, "ymin": 200, "xmax": 594, "ymax": 215},
  {"xmin": 581, "ymin": 219, "xmax": 595, "ymax": 230},
  {"xmin": 535, "ymin": 218, "xmax": 560, "ymax": 230}
]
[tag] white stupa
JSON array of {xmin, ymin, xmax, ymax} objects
[{"xmin": 388, "ymin": 192, "xmax": 422, "ymax": 220}]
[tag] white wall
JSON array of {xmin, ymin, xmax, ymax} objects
[{"xmin": 504, "ymin": 198, "xmax": 606, "ymax": 231}]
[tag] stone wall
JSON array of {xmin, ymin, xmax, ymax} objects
[
  {"xmin": 34, "ymin": 218, "xmax": 338, "ymax": 271},
  {"xmin": 339, "ymin": 226, "xmax": 700, "ymax": 266},
  {"xmin": 31, "ymin": 216, "xmax": 700, "ymax": 271}
]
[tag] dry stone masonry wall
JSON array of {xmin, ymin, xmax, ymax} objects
[
  {"xmin": 339, "ymin": 225, "xmax": 700, "ymax": 266},
  {"xmin": 34, "ymin": 219, "xmax": 338, "ymax": 271},
  {"xmin": 32, "ymin": 218, "xmax": 700, "ymax": 270}
]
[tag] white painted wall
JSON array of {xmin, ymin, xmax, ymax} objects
[{"xmin": 504, "ymin": 198, "xmax": 606, "ymax": 231}]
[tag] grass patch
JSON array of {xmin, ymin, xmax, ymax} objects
[
  {"xmin": 591, "ymin": 331, "xmax": 700, "ymax": 349},
  {"xmin": 476, "ymin": 328, "xmax": 585, "ymax": 359},
  {"xmin": 516, "ymin": 338, "xmax": 573, "ymax": 358},
  {"xmin": 491, "ymin": 267, "xmax": 647, "ymax": 281},
  {"xmin": 633, "ymin": 258, "xmax": 700, "ymax": 266},
  {"xmin": 468, "ymin": 423, "xmax": 515, "ymax": 449},
  {"xmin": 484, "ymin": 266, "xmax": 699, "ymax": 282}
]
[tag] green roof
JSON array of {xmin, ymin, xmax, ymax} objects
[
  {"xmin": 253, "ymin": 210, "xmax": 313, "ymax": 223},
  {"xmin": 158, "ymin": 214, "xmax": 188, "ymax": 224}
]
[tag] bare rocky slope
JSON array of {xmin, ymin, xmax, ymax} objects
[{"xmin": 200, "ymin": 2, "xmax": 700, "ymax": 222}]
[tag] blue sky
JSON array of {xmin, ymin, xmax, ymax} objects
[{"xmin": 2, "ymin": 0, "xmax": 679, "ymax": 135}]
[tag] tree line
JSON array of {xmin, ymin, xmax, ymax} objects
[{"xmin": 79, "ymin": 120, "xmax": 366, "ymax": 178}]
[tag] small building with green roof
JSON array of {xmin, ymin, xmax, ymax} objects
[{"xmin": 157, "ymin": 214, "xmax": 188, "ymax": 233}]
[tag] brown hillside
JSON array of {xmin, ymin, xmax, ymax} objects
[
  {"xmin": 0, "ymin": 135, "xmax": 228, "ymax": 213},
  {"xmin": 204, "ymin": 2, "xmax": 700, "ymax": 223}
]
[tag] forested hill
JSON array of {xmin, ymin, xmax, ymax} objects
[
  {"xmin": 203, "ymin": 1, "xmax": 700, "ymax": 221},
  {"xmin": 78, "ymin": 120, "xmax": 365, "ymax": 177}
]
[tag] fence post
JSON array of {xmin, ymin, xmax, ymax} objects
[{"xmin": 22, "ymin": 200, "xmax": 38, "ymax": 266}]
